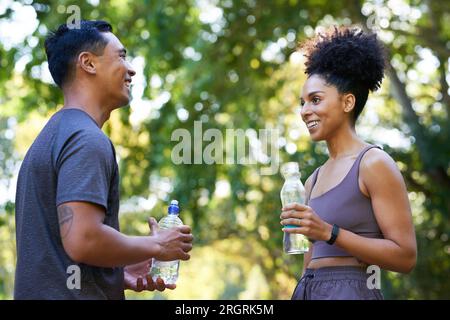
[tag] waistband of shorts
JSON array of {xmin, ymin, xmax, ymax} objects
[{"xmin": 303, "ymin": 266, "xmax": 369, "ymax": 281}]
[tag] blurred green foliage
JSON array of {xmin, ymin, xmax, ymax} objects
[{"xmin": 0, "ymin": 0, "xmax": 449, "ymax": 299}]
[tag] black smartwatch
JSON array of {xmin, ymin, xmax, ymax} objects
[{"xmin": 326, "ymin": 224, "xmax": 340, "ymax": 245}]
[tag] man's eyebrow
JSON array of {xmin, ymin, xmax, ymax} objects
[
  {"xmin": 300, "ymin": 90, "xmax": 325, "ymax": 100},
  {"xmin": 118, "ymin": 48, "xmax": 127, "ymax": 55}
]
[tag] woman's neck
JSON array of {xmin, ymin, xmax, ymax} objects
[{"xmin": 325, "ymin": 126, "xmax": 366, "ymax": 160}]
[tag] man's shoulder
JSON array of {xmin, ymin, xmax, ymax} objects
[
  {"xmin": 57, "ymin": 109, "xmax": 99, "ymax": 131},
  {"xmin": 52, "ymin": 110, "xmax": 114, "ymax": 164},
  {"xmin": 67, "ymin": 127, "xmax": 113, "ymax": 156},
  {"xmin": 57, "ymin": 109, "xmax": 110, "ymax": 146}
]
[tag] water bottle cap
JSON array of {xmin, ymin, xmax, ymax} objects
[
  {"xmin": 168, "ymin": 200, "xmax": 180, "ymax": 215},
  {"xmin": 281, "ymin": 162, "xmax": 301, "ymax": 178}
]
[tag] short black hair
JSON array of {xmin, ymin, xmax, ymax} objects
[
  {"xmin": 44, "ymin": 20, "xmax": 113, "ymax": 88},
  {"xmin": 300, "ymin": 26, "xmax": 386, "ymax": 122}
]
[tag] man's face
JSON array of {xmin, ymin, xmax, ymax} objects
[{"xmin": 94, "ymin": 32, "xmax": 135, "ymax": 109}]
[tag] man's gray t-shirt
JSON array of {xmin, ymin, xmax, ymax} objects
[{"xmin": 14, "ymin": 108, "xmax": 124, "ymax": 299}]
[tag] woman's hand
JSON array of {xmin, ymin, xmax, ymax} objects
[{"xmin": 280, "ymin": 203, "xmax": 333, "ymax": 242}]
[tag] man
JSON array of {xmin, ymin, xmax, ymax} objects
[{"xmin": 14, "ymin": 20, "xmax": 193, "ymax": 299}]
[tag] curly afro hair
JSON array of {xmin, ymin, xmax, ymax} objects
[{"xmin": 300, "ymin": 26, "xmax": 386, "ymax": 122}]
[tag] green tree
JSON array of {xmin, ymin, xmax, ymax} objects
[{"xmin": 0, "ymin": 0, "xmax": 448, "ymax": 299}]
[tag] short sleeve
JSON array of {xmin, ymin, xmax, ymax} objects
[{"xmin": 55, "ymin": 130, "xmax": 114, "ymax": 210}]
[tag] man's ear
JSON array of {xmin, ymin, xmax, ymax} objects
[
  {"xmin": 342, "ymin": 93, "xmax": 356, "ymax": 113},
  {"xmin": 77, "ymin": 51, "xmax": 97, "ymax": 75}
]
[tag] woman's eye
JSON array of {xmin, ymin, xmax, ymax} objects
[{"xmin": 312, "ymin": 97, "xmax": 320, "ymax": 104}]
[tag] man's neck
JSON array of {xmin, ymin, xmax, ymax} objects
[{"xmin": 62, "ymin": 86, "xmax": 111, "ymax": 128}]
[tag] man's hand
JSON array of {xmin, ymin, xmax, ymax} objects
[
  {"xmin": 124, "ymin": 259, "xmax": 176, "ymax": 292},
  {"xmin": 56, "ymin": 203, "xmax": 193, "ymax": 268},
  {"xmin": 149, "ymin": 218, "xmax": 194, "ymax": 261}
]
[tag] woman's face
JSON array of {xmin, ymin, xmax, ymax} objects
[{"xmin": 300, "ymin": 74, "xmax": 350, "ymax": 141}]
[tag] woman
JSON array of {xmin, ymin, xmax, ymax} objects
[{"xmin": 280, "ymin": 27, "xmax": 417, "ymax": 300}]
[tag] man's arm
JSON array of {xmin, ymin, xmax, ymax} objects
[{"xmin": 58, "ymin": 201, "xmax": 193, "ymax": 268}]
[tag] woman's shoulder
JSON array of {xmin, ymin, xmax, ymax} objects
[
  {"xmin": 360, "ymin": 146, "xmax": 403, "ymax": 183},
  {"xmin": 362, "ymin": 146, "xmax": 395, "ymax": 167}
]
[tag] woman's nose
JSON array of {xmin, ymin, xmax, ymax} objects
[{"xmin": 300, "ymin": 103, "xmax": 313, "ymax": 119}]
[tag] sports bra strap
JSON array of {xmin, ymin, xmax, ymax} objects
[
  {"xmin": 306, "ymin": 167, "xmax": 321, "ymax": 205},
  {"xmin": 306, "ymin": 145, "xmax": 382, "ymax": 204}
]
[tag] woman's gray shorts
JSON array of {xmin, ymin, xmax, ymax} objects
[{"xmin": 291, "ymin": 266, "xmax": 384, "ymax": 300}]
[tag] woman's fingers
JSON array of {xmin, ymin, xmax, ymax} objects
[
  {"xmin": 280, "ymin": 218, "xmax": 303, "ymax": 227},
  {"xmin": 282, "ymin": 203, "xmax": 310, "ymax": 211},
  {"xmin": 280, "ymin": 209, "xmax": 313, "ymax": 220},
  {"xmin": 282, "ymin": 226, "xmax": 308, "ymax": 234}
]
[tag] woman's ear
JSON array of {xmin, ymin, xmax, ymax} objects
[
  {"xmin": 342, "ymin": 93, "xmax": 356, "ymax": 113},
  {"xmin": 77, "ymin": 51, "xmax": 97, "ymax": 75}
]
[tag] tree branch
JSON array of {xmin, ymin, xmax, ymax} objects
[{"xmin": 349, "ymin": 0, "xmax": 450, "ymax": 187}]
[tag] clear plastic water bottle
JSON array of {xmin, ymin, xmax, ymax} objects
[
  {"xmin": 149, "ymin": 200, "xmax": 183, "ymax": 285},
  {"xmin": 280, "ymin": 162, "xmax": 310, "ymax": 254}
]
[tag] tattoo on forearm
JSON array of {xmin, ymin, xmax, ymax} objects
[{"xmin": 58, "ymin": 205, "xmax": 74, "ymax": 238}]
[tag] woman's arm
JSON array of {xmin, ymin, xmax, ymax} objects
[
  {"xmin": 281, "ymin": 149, "xmax": 417, "ymax": 274},
  {"xmin": 301, "ymin": 174, "xmax": 314, "ymax": 276},
  {"xmin": 333, "ymin": 148, "xmax": 417, "ymax": 273}
]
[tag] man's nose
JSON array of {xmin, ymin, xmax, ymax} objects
[{"xmin": 127, "ymin": 61, "xmax": 136, "ymax": 77}]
